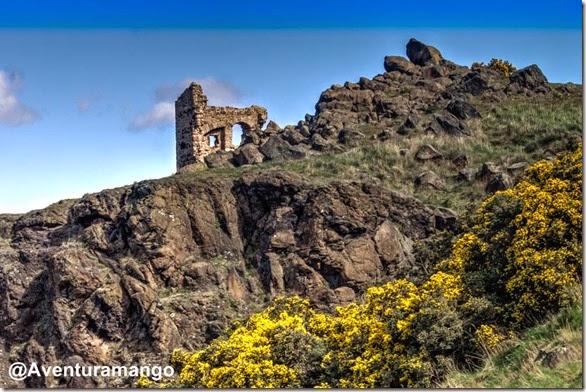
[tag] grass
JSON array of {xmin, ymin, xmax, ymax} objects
[{"xmin": 441, "ymin": 293, "xmax": 583, "ymax": 388}]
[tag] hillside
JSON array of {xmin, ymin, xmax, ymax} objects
[{"xmin": 0, "ymin": 39, "xmax": 581, "ymax": 387}]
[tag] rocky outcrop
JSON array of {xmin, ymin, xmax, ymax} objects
[
  {"xmin": 406, "ymin": 38, "xmax": 443, "ymax": 66},
  {"xmin": 0, "ymin": 171, "xmax": 443, "ymax": 387}
]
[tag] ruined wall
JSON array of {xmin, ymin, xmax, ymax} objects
[{"xmin": 175, "ymin": 83, "xmax": 267, "ymax": 170}]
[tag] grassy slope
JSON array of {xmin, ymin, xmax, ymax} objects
[
  {"xmin": 441, "ymin": 296, "xmax": 583, "ymax": 388},
  {"xmin": 175, "ymin": 89, "xmax": 582, "ymax": 216}
]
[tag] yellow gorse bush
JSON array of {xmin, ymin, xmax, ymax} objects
[{"xmin": 471, "ymin": 58, "xmax": 517, "ymax": 78}]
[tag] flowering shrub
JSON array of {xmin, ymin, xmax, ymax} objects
[
  {"xmin": 472, "ymin": 58, "xmax": 517, "ymax": 77},
  {"xmin": 442, "ymin": 145, "xmax": 582, "ymax": 326}
]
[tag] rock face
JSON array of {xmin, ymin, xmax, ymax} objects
[{"xmin": 0, "ymin": 172, "xmax": 442, "ymax": 387}]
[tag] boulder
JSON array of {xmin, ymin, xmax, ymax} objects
[
  {"xmin": 434, "ymin": 207, "xmax": 458, "ymax": 231},
  {"xmin": 204, "ymin": 150, "xmax": 235, "ymax": 169},
  {"xmin": 485, "ymin": 172, "xmax": 514, "ymax": 194},
  {"xmin": 384, "ymin": 55, "xmax": 418, "ymax": 75},
  {"xmin": 397, "ymin": 115, "xmax": 424, "ymax": 135},
  {"xmin": 415, "ymin": 144, "xmax": 443, "ymax": 161},
  {"xmin": 435, "ymin": 113, "xmax": 471, "ymax": 136},
  {"xmin": 446, "ymin": 100, "xmax": 480, "ymax": 120},
  {"xmin": 456, "ymin": 168, "xmax": 476, "ymax": 182},
  {"xmin": 509, "ymin": 64, "xmax": 549, "ymax": 90},
  {"xmin": 477, "ymin": 162, "xmax": 502, "ymax": 180},
  {"xmin": 406, "ymin": 38, "xmax": 443, "ymax": 66},
  {"xmin": 452, "ymin": 154, "xmax": 469, "ymax": 168},
  {"xmin": 233, "ymin": 144, "xmax": 265, "ymax": 166},
  {"xmin": 264, "ymin": 120, "xmax": 281, "ymax": 136},
  {"xmin": 338, "ymin": 129, "xmax": 365, "ymax": 146},
  {"xmin": 460, "ymin": 71, "xmax": 489, "ymax": 96},
  {"xmin": 414, "ymin": 171, "xmax": 445, "ymax": 190},
  {"xmin": 260, "ymin": 135, "xmax": 307, "ymax": 161},
  {"xmin": 282, "ymin": 126, "xmax": 306, "ymax": 145}
]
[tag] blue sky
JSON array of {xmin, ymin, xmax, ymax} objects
[{"xmin": 0, "ymin": 1, "xmax": 582, "ymax": 213}]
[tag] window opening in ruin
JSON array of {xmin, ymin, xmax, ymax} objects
[
  {"xmin": 209, "ymin": 135, "xmax": 219, "ymax": 148},
  {"xmin": 232, "ymin": 124, "xmax": 244, "ymax": 147}
]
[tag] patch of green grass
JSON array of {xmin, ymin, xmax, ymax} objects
[{"xmin": 441, "ymin": 297, "xmax": 583, "ymax": 388}]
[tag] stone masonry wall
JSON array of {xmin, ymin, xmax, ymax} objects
[{"xmin": 175, "ymin": 83, "xmax": 267, "ymax": 170}]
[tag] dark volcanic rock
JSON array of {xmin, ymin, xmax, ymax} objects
[
  {"xmin": 415, "ymin": 144, "xmax": 443, "ymax": 161},
  {"xmin": 204, "ymin": 150, "xmax": 235, "ymax": 168},
  {"xmin": 485, "ymin": 172, "xmax": 514, "ymax": 193},
  {"xmin": 435, "ymin": 113, "xmax": 471, "ymax": 136},
  {"xmin": 414, "ymin": 171, "xmax": 445, "ymax": 190},
  {"xmin": 260, "ymin": 135, "xmax": 307, "ymax": 161},
  {"xmin": 447, "ymin": 100, "xmax": 480, "ymax": 120},
  {"xmin": 406, "ymin": 38, "xmax": 443, "ymax": 66},
  {"xmin": 460, "ymin": 71, "xmax": 489, "ymax": 96},
  {"xmin": 384, "ymin": 55, "xmax": 418, "ymax": 75},
  {"xmin": 509, "ymin": 64, "xmax": 549, "ymax": 90},
  {"xmin": 233, "ymin": 144, "xmax": 265, "ymax": 166}
]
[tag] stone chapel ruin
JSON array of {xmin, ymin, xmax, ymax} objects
[{"xmin": 175, "ymin": 83, "xmax": 267, "ymax": 170}]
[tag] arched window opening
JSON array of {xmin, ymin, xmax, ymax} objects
[
  {"xmin": 232, "ymin": 124, "xmax": 244, "ymax": 147},
  {"xmin": 209, "ymin": 135, "xmax": 219, "ymax": 148}
]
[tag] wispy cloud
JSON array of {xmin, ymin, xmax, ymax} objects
[
  {"xmin": 76, "ymin": 93, "xmax": 102, "ymax": 113},
  {"xmin": 0, "ymin": 70, "xmax": 39, "ymax": 127},
  {"xmin": 129, "ymin": 77, "xmax": 242, "ymax": 131}
]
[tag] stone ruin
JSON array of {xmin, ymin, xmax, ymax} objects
[{"xmin": 175, "ymin": 82, "xmax": 267, "ymax": 170}]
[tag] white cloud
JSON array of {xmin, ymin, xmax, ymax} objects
[
  {"xmin": 129, "ymin": 77, "xmax": 242, "ymax": 131},
  {"xmin": 0, "ymin": 70, "xmax": 39, "ymax": 127},
  {"xmin": 130, "ymin": 101, "xmax": 175, "ymax": 131}
]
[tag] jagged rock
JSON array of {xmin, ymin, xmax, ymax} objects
[
  {"xmin": 264, "ymin": 120, "xmax": 281, "ymax": 136},
  {"xmin": 260, "ymin": 135, "xmax": 307, "ymax": 161},
  {"xmin": 297, "ymin": 121, "xmax": 311, "ymax": 137},
  {"xmin": 282, "ymin": 125, "xmax": 307, "ymax": 145},
  {"xmin": 434, "ymin": 207, "xmax": 458, "ymax": 231},
  {"xmin": 485, "ymin": 172, "xmax": 514, "ymax": 193},
  {"xmin": 377, "ymin": 129, "xmax": 393, "ymax": 141},
  {"xmin": 377, "ymin": 96, "xmax": 410, "ymax": 119},
  {"xmin": 414, "ymin": 171, "xmax": 445, "ymax": 190},
  {"xmin": 204, "ymin": 150, "xmax": 235, "ymax": 168},
  {"xmin": 435, "ymin": 113, "xmax": 471, "ymax": 136},
  {"xmin": 233, "ymin": 144, "xmax": 265, "ymax": 166},
  {"xmin": 241, "ymin": 129, "xmax": 265, "ymax": 145},
  {"xmin": 509, "ymin": 64, "xmax": 549, "ymax": 90},
  {"xmin": 452, "ymin": 154, "xmax": 469, "ymax": 168},
  {"xmin": 310, "ymin": 133, "xmax": 341, "ymax": 153},
  {"xmin": 398, "ymin": 115, "xmax": 424, "ymax": 135},
  {"xmin": 477, "ymin": 162, "xmax": 502, "ymax": 180},
  {"xmin": 384, "ymin": 55, "xmax": 418, "ymax": 75},
  {"xmin": 456, "ymin": 168, "xmax": 476, "ymax": 182},
  {"xmin": 556, "ymin": 82, "xmax": 579, "ymax": 95},
  {"xmin": 422, "ymin": 64, "xmax": 446, "ymax": 79},
  {"xmin": 338, "ymin": 129, "xmax": 365, "ymax": 146},
  {"xmin": 415, "ymin": 144, "xmax": 443, "ymax": 161},
  {"xmin": 446, "ymin": 100, "xmax": 480, "ymax": 120},
  {"xmin": 406, "ymin": 38, "xmax": 443, "ymax": 66},
  {"xmin": 460, "ymin": 71, "xmax": 489, "ymax": 96}
]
